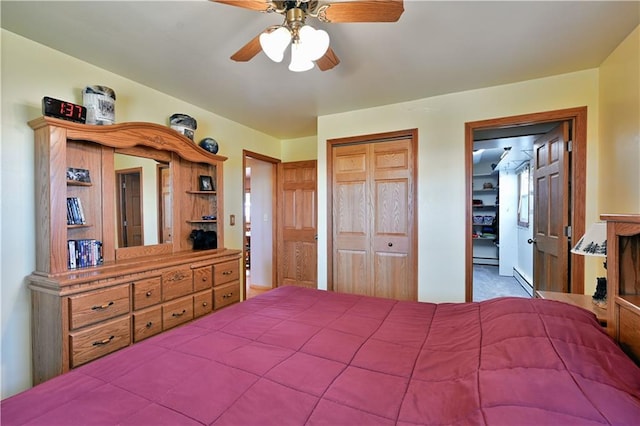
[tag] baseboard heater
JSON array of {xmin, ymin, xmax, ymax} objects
[{"xmin": 513, "ymin": 267, "xmax": 533, "ymax": 296}]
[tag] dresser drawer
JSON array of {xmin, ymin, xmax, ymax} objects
[
  {"xmin": 213, "ymin": 260, "xmax": 239, "ymax": 286},
  {"xmin": 194, "ymin": 290, "xmax": 213, "ymax": 318},
  {"xmin": 132, "ymin": 277, "xmax": 162, "ymax": 310},
  {"xmin": 619, "ymin": 305, "xmax": 640, "ymax": 363},
  {"xmin": 132, "ymin": 307, "xmax": 162, "ymax": 342},
  {"xmin": 162, "ymin": 268, "xmax": 193, "ymax": 301},
  {"xmin": 68, "ymin": 285, "xmax": 130, "ymax": 330},
  {"xmin": 162, "ymin": 296, "xmax": 194, "ymax": 330},
  {"xmin": 193, "ymin": 266, "xmax": 213, "ymax": 292},
  {"xmin": 69, "ymin": 316, "xmax": 131, "ymax": 368},
  {"xmin": 213, "ymin": 281, "xmax": 240, "ymax": 309}
]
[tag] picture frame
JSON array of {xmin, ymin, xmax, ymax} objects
[
  {"xmin": 66, "ymin": 167, "xmax": 91, "ymax": 183},
  {"xmin": 199, "ymin": 175, "xmax": 214, "ymax": 191}
]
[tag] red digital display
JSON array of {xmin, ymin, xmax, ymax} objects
[{"xmin": 42, "ymin": 96, "xmax": 87, "ymax": 123}]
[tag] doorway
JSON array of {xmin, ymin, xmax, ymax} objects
[
  {"xmin": 465, "ymin": 107, "xmax": 587, "ymax": 302},
  {"xmin": 243, "ymin": 151, "xmax": 279, "ymax": 300}
]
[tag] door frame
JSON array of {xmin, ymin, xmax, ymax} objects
[
  {"xmin": 242, "ymin": 150, "xmax": 280, "ymax": 300},
  {"xmin": 465, "ymin": 107, "xmax": 587, "ymax": 302},
  {"xmin": 326, "ymin": 128, "xmax": 419, "ymax": 294}
]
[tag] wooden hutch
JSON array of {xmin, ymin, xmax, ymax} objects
[
  {"xmin": 603, "ymin": 214, "xmax": 640, "ymax": 364},
  {"xmin": 28, "ymin": 117, "xmax": 241, "ymax": 384}
]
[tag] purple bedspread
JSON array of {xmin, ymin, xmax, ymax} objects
[{"xmin": 3, "ymin": 286, "xmax": 640, "ymax": 425}]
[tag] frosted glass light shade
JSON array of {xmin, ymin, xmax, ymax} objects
[
  {"xmin": 298, "ymin": 25, "xmax": 330, "ymax": 61},
  {"xmin": 571, "ymin": 222, "xmax": 607, "ymax": 257},
  {"xmin": 260, "ymin": 26, "xmax": 291, "ymax": 63},
  {"xmin": 288, "ymin": 42, "xmax": 314, "ymax": 72}
]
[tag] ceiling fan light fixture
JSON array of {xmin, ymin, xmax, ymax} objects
[
  {"xmin": 298, "ymin": 25, "xmax": 330, "ymax": 61},
  {"xmin": 259, "ymin": 26, "xmax": 291, "ymax": 63},
  {"xmin": 289, "ymin": 41, "xmax": 314, "ymax": 72}
]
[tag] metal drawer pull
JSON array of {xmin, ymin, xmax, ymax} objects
[
  {"xmin": 146, "ymin": 291, "xmax": 153, "ymax": 297},
  {"xmin": 222, "ymin": 270, "xmax": 234, "ymax": 275},
  {"xmin": 172, "ymin": 309, "xmax": 187, "ymax": 317},
  {"xmin": 223, "ymin": 292, "xmax": 234, "ymax": 299},
  {"xmin": 146, "ymin": 322, "xmax": 153, "ymax": 328},
  {"xmin": 91, "ymin": 301, "xmax": 114, "ymax": 311},
  {"xmin": 202, "ymin": 302, "xmax": 208, "ymax": 307},
  {"xmin": 92, "ymin": 335, "xmax": 115, "ymax": 346}
]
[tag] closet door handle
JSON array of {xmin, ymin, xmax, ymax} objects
[{"xmin": 527, "ymin": 238, "xmax": 537, "ymax": 244}]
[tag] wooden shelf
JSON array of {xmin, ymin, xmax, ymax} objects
[
  {"xmin": 67, "ymin": 180, "xmax": 92, "ymax": 187},
  {"xmin": 186, "ymin": 220, "xmax": 217, "ymax": 224},
  {"xmin": 186, "ymin": 190, "xmax": 217, "ymax": 195}
]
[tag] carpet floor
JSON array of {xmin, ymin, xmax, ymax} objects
[{"xmin": 473, "ymin": 264, "xmax": 532, "ymax": 302}]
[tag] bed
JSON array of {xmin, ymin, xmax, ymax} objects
[{"xmin": 3, "ymin": 285, "xmax": 640, "ymax": 425}]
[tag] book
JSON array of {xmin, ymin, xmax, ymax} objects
[
  {"xmin": 66, "ymin": 197, "xmax": 86, "ymax": 225},
  {"xmin": 67, "ymin": 239, "xmax": 103, "ymax": 269}
]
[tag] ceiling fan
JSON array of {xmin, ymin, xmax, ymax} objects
[{"xmin": 212, "ymin": 0, "xmax": 404, "ymax": 72}]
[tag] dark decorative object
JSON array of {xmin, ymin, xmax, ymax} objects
[
  {"xmin": 199, "ymin": 175, "xmax": 214, "ymax": 191},
  {"xmin": 199, "ymin": 137, "xmax": 219, "ymax": 154},
  {"xmin": 189, "ymin": 229, "xmax": 217, "ymax": 250},
  {"xmin": 170, "ymin": 113, "xmax": 197, "ymax": 140},
  {"xmin": 592, "ymin": 277, "xmax": 607, "ymax": 308}
]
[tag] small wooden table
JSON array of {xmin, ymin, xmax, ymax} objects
[{"xmin": 536, "ymin": 291, "xmax": 607, "ymax": 326}]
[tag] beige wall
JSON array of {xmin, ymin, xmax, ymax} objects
[
  {"xmin": 599, "ymin": 26, "xmax": 640, "ymax": 214},
  {"xmin": 281, "ymin": 135, "xmax": 318, "ymax": 162},
  {"xmin": 1, "ymin": 30, "xmax": 281, "ymax": 398}
]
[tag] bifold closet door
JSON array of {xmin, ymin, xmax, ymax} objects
[{"xmin": 332, "ymin": 138, "xmax": 416, "ymax": 301}]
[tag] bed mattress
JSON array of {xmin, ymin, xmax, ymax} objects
[{"xmin": 3, "ymin": 286, "xmax": 640, "ymax": 425}]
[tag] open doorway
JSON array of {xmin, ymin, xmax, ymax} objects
[
  {"xmin": 465, "ymin": 107, "xmax": 587, "ymax": 302},
  {"xmin": 472, "ymin": 122, "xmax": 561, "ymax": 300},
  {"xmin": 243, "ymin": 151, "xmax": 279, "ymax": 300}
]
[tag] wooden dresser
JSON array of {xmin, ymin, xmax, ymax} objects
[
  {"xmin": 602, "ymin": 214, "xmax": 640, "ymax": 365},
  {"xmin": 28, "ymin": 117, "xmax": 241, "ymax": 384}
]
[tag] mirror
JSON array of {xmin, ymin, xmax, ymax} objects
[{"xmin": 114, "ymin": 152, "xmax": 172, "ymax": 248}]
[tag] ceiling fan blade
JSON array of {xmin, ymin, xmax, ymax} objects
[
  {"xmin": 230, "ymin": 33, "xmax": 263, "ymax": 62},
  {"xmin": 211, "ymin": 0, "xmax": 273, "ymax": 12},
  {"xmin": 315, "ymin": 47, "xmax": 340, "ymax": 71},
  {"xmin": 318, "ymin": 0, "xmax": 404, "ymax": 23}
]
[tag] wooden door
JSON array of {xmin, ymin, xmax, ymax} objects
[
  {"xmin": 331, "ymin": 132, "xmax": 417, "ymax": 301},
  {"xmin": 277, "ymin": 160, "xmax": 317, "ymax": 288},
  {"xmin": 116, "ymin": 169, "xmax": 143, "ymax": 247},
  {"xmin": 333, "ymin": 144, "xmax": 371, "ymax": 295},
  {"xmin": 532, "ymin": 123, "xmax": 570, "ymax": 292}
]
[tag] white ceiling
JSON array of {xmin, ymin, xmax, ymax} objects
[{"xmin": 2, "ymin": 1, "xmax": 638, "ymax": 139}]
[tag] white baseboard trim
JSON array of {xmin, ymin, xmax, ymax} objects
[{"xmin": 513, "ymin": 267, "xmax": 533, "ymax": 296}]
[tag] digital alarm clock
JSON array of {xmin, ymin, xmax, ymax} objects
[{"xmin": 42, "ymin": 96, "xmax": 87, "ymax": 123}]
